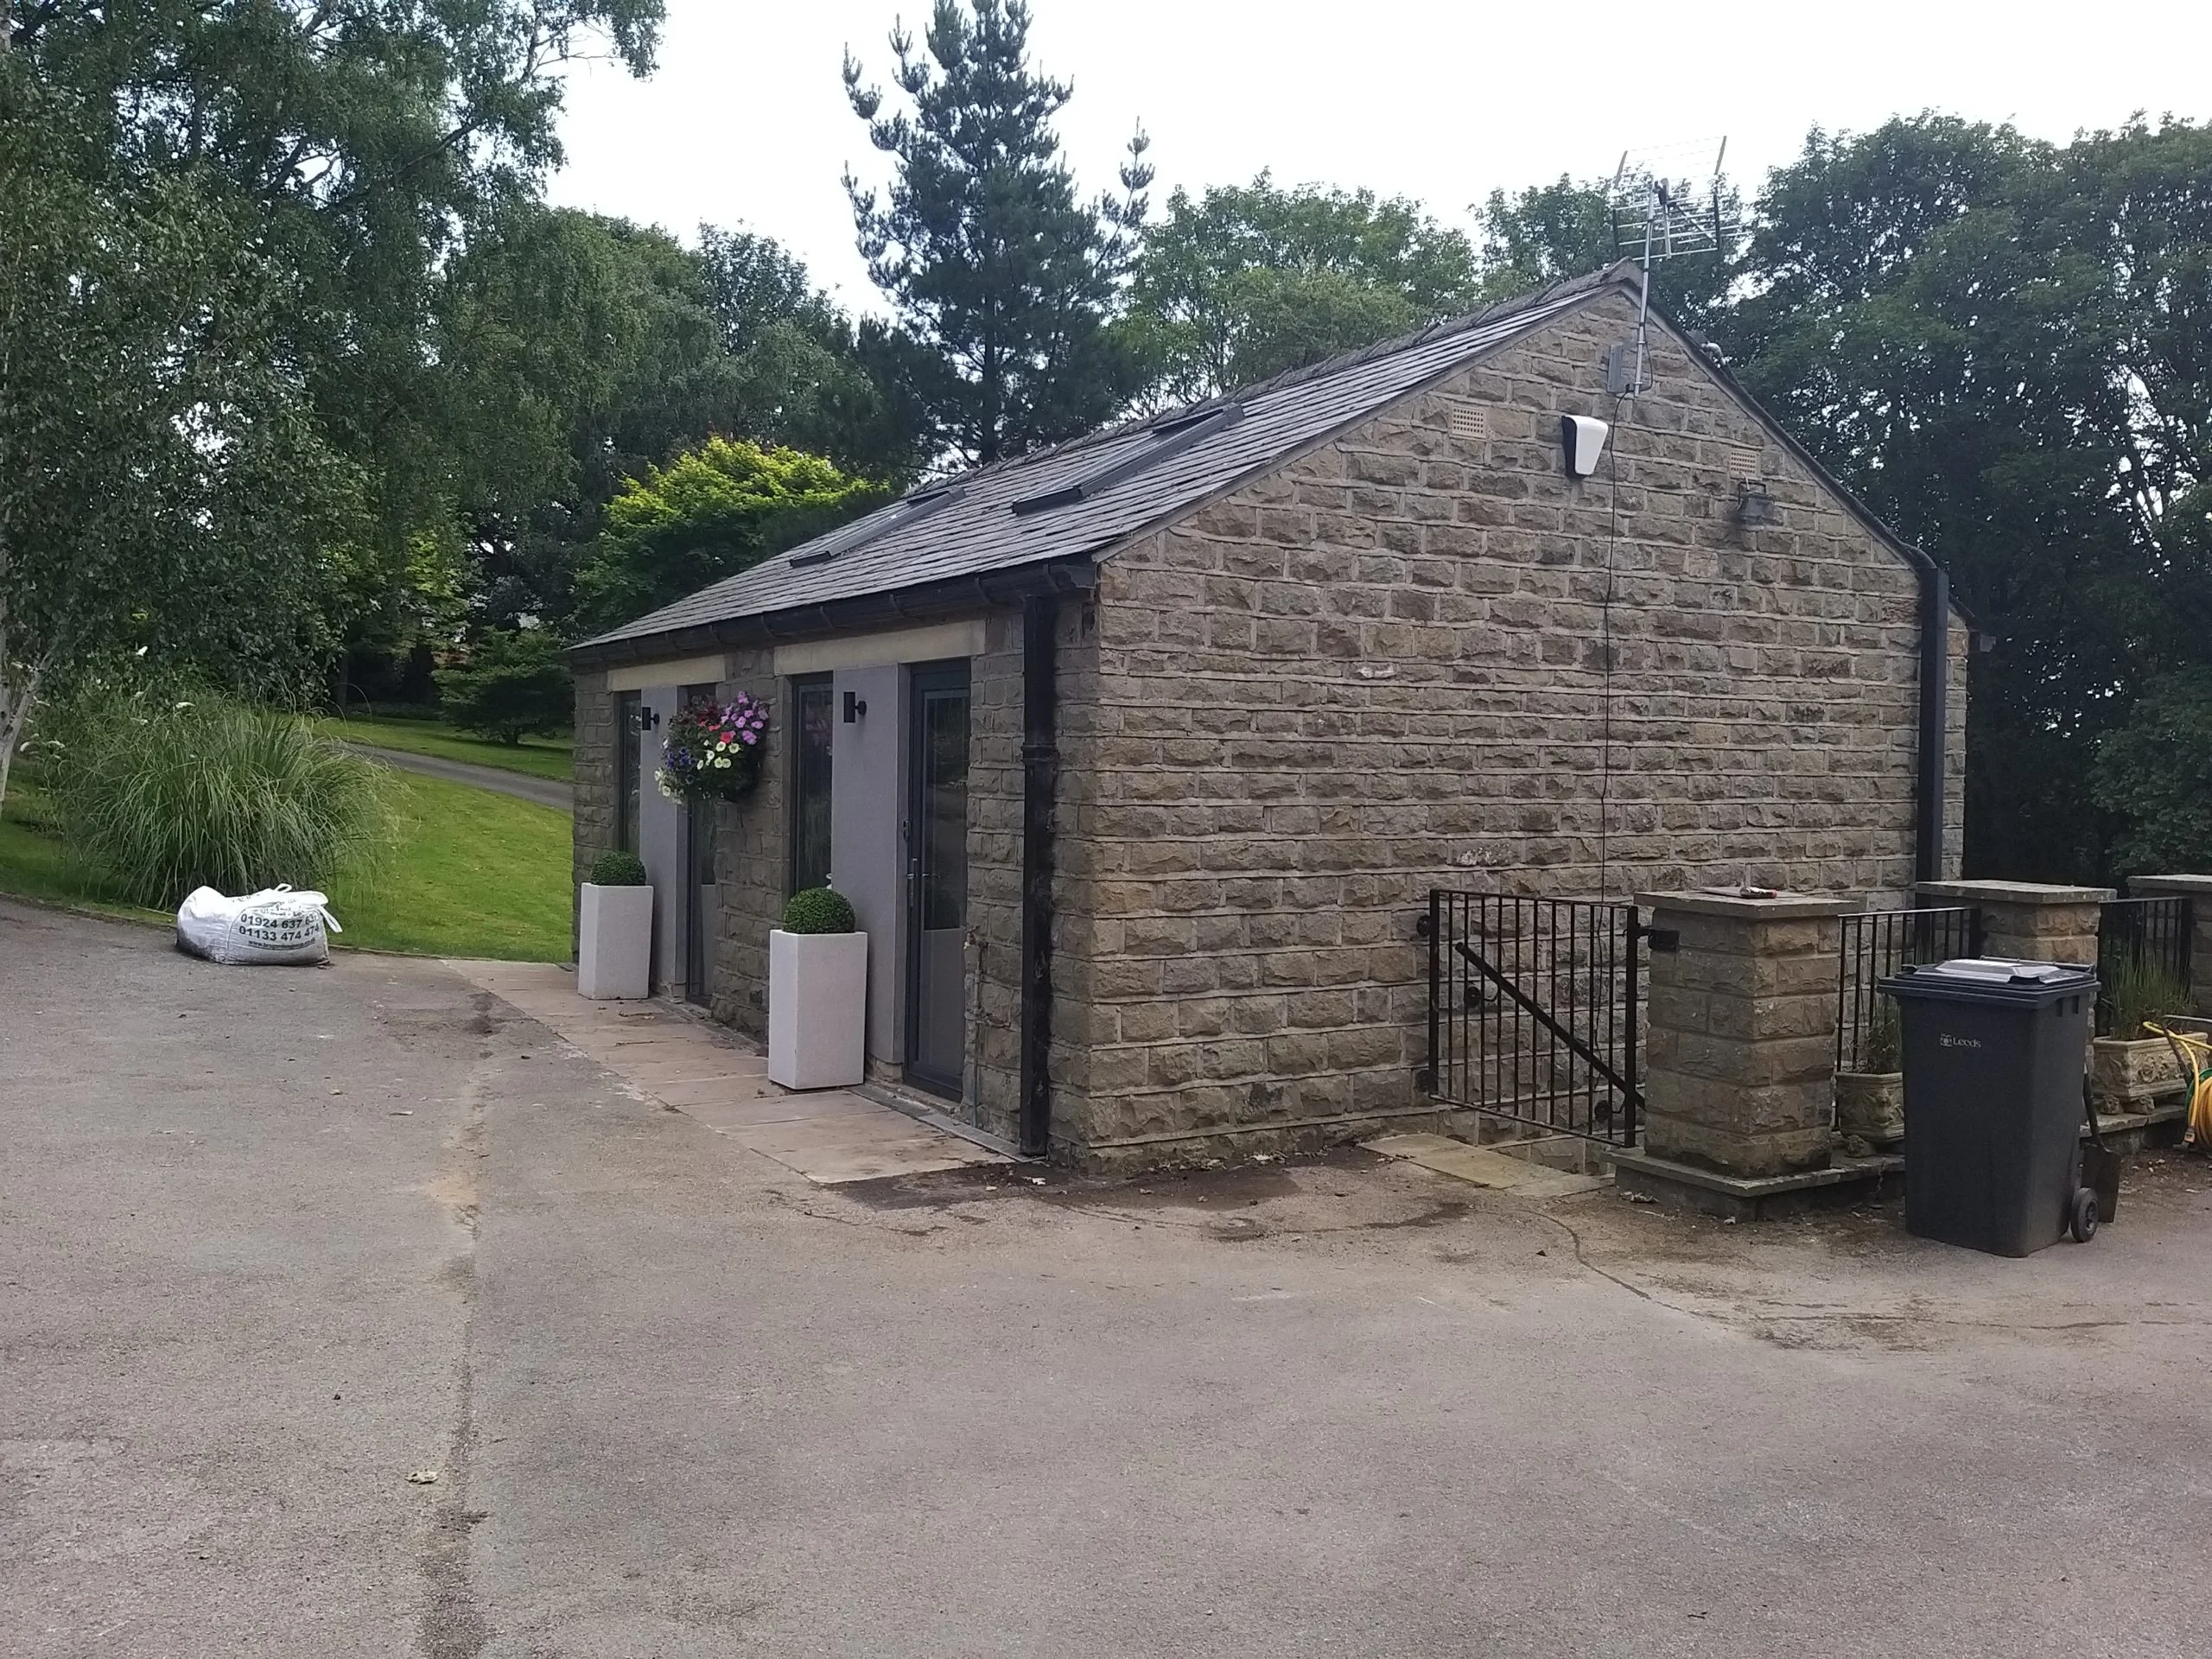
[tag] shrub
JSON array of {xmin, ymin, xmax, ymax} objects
[
  {"xmin": 780, "ymin": 886, "xmax": 856, "ymax": 934},
  {"xmin": 48, "ymin": 690, "xmax": 397, "ymax": 908},
  {"xmin": 434, "ymin": 627, "xmax": 573, "ymax": 746},
  {"xmin": 588, "ymin": 849, "xmax": 649, "ymax": 887}
]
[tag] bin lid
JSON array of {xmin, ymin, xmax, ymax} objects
[{"xmin": 1879, "ymin": 957, "xmax": 2098, "ymax": 1003}]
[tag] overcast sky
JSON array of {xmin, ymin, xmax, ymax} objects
[{"xmin": 548, "ymin": 0, "xmax": 2212, "ymax": 314}]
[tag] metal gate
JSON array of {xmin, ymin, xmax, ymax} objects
[{"xmin": 1418, "ymin": 892, "xmax": 1646, "ymax": 1147}]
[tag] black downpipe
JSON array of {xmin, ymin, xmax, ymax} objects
[
  {"xmin": 1019, "ymin": 595, "xmax": 1058, "ymax": 1158},
  {"xmin": 1915, "ymin": 563, "xmax": 1950, "ymax": 885}
]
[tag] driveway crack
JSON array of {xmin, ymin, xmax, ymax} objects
[{"xmin": 419, "ymin": 1059, "xmax": 493, "ymax": 1659}]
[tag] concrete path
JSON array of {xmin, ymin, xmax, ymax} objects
[
  {"xmin": 448, "ymin": 959, "xmax": 1006, "ymax": 1184},
  {"xmin": 5, "ymin": 896, "xmax": 2210, "ymax": 1658},
  {"xmin": 341, "ymin": 742, "xmax": 574, "ymax": 812}
]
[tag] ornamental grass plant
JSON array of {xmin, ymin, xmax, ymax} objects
[
  {"xmin": 2105, "ymin": 946, "xmax": 2190, "ymax": 1040},
  {"xmin": 48, "ymin": 690, "xmax": 398, "ymax": 908}
]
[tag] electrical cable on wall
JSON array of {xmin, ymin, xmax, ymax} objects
[{"xmin": 1597, "ymin": 397, "xmax": 1624, "ymax": 901}]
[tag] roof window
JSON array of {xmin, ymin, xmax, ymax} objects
[
  {"xmin": 789, "ymin": 483, "xmax": 967, "ymax": 567},
  {"xmin": 1010, "ymin": 404, "xmax": 1244, "ymax": 518}
]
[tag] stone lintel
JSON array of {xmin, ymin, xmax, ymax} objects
[{"xmin": 1637, "ymin": 888, "xmax": 1852, "ymax": 923}]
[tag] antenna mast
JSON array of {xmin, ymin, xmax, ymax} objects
[{"xmin": 1604, "ymin": 137, "xmax": 1733, "ymax": 397}]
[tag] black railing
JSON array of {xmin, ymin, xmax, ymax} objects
[
  {"xmin": 2095, "ymin": 894, "xmax": 2192, "ymax": 1036},
  {"xmin": 1422, "ymin": 892, "xmax": 1642, "ymax": 1147},
  {"xmin": 1835, "ymin": 905, "xmax": 1981, "ymax": 1073}
]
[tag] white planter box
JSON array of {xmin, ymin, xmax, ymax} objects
[
  {"xmin": 577, "ymin": 883, "xmax": 654, "ymax": 1000},
  {"xmin": 769, "ymin": 929, "xmax": 868, "ymax": 1090}
]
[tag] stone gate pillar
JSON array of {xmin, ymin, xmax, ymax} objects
[
  {"xmin": 1636, "ymin": 889, "xmax": 1850, "ymax": 1180},
  {"xmin": 1914, "ymin": 880, "xmax": 2113, "ymax": 966}
]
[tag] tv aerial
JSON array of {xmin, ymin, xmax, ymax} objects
[{"xmin": 1603, "ymin": 137, "xmax": 1736, "ymax": 397}]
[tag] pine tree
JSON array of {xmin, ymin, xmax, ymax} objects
[{"xmin": 842, "ymin": 0, "xmax": 1151, "ymax": 466}]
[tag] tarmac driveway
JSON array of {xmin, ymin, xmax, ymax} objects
[{"xmin": 3, "ymin": 897, "xmax": 2209, "ymax": 1658}]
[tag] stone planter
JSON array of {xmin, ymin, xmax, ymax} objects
[
  {"xmin": 2089, "ymin": 1034, "xmax": 2188, "ymax": 1114},
  {"xmin": 577, "ymin": 882, "xmax": 654, "ymax": 1000},
  {"xmin": 768, "ymin": 929, "xmax": 868, "ymax": 1090},
  {"xmin": 1834, "ymin": 1071, "xmax": 1905, "ymax": 1146}
]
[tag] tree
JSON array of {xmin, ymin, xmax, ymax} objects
[
  {"xmin": 434, "ymin": 628, "xmax": 574, "ymax": 745},
  {"xmin": 435, "ymin": 209, "xmax": 737, "ymax": 641},
  {"xmin": 1126, "ymin": 175, "xmax": 1482, "ymax": 404},
  {"xmin": 1719, "ymin": 116, "xmax": 2212, "ymax": 881},
  {"xmin": 3, "ymin": 1, "xmax": 667, "ymax": 751},
  {"xmin": 571, "ymin": 440, "xmax": 892, "ymax": 633},
  {"xmin": 426, "ymin": 215, "xmax": 926, "ymax": 649},
  {"xmin": 2092, "ymin": 671, "xmax": 2212, "ymax": 874},
  {"xmin": 0, "ymin": 61, "xmax": 358, "ymax": 807},
  {"xmin": 842, "ymin": 0, "xmax": 1153, "ymax": 464},
  {"xmin": 698, "ymin": 226, "xmax": 927, "ymax": 479}
]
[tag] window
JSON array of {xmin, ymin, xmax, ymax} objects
[
  {"xmin": 615, "ymin": 690, "xmax": 641, "ymax": 853},
  {"xmin": 789, "ymin": 676, "xmax": 835, "ymax": 894},
  {"xmin": 789, "ymin": 483, "xmax": 967, "ymax": 567},
  {"xmin": 1009, "ymin": 404, "xmax": 1243, "ymax": 516}
]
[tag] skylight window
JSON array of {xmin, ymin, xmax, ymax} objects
[
  {"xmin": 789, "ymin": 483, "xmax": 967, "ymax": 567},
  {"xmin": 1009, "ymin": 404, "xmax": 1245, "ymax": 518}
]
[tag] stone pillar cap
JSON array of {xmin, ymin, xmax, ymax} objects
[
  {"xmin": 1637, "ymin": 887, "xmax": 1851, "ymax": 921},
  {"xmin": 1916, "ymin": 879, "xmax": 2116, "ymax": 905},
  {"xmin": 2125, "ymin": 874, "xmax": 2212, "ymax": 895}
]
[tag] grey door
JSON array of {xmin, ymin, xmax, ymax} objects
[{"xmin": 905, "ymin": 663, "xmax": 969, "ymax": 1096}]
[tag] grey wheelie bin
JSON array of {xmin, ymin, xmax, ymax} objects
[{"xmin": 1878, "ymin": 959, "xmax": 2099, "ymax": 1256}]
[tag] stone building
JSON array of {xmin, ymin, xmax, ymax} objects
[{"xmin": 568, "ymin": 262, "xmax": 1967, "ymax": 1171}]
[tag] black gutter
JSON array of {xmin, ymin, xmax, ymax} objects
[{"xmin": 1018, "ymin": 594, "xmax": 1059, "ymax": 1159}]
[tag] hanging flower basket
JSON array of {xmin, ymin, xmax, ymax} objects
[{"xmin": 657, "ymin": 693, "xmax": 768, "ymax": 803}]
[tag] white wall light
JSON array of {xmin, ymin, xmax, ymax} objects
[{"xmin": 1560, "ymin": 415, "xmax": 1610, "ymax": 479}]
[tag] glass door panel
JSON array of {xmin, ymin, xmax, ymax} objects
[{"xmin": 906, "ymin": 664, "xmax": 969, "ymax": 1096}]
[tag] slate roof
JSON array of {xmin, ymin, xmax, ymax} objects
[{"xmin": 574, "ymin": 266, "xmax": 1630, "ymax": 652}]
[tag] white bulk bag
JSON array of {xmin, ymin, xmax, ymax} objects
[{"xmin": 175, "ymin": 884, "xmax": 342, "ymax": 966}]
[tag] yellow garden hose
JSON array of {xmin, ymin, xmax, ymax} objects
[{"xmin": 2145, "ymin": 1023, "xmax": 2212, "ymax": 1150}]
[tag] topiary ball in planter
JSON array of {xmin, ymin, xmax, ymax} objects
[
  {"xmin": 579, "ymin": 849, "xmax": 652, "ymax": 998},
  {"xmin": 771, "ymin": 887, "xmax": 864, "ymax": 1088},
  {"xmin": 780, "ymin": 886, "xmax": 856, "ymax": 935},
  {"xmin": 588, "ymin": 849, "xmax": 649, "ymax": 887}
]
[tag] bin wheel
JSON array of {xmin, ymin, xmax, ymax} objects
[{"xmin": 2070, "ymin": 1187, "xmax": 2100, "ymax": 1243}]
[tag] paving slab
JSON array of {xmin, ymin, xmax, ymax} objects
[
  {"xmin": 1364, "ymin": 1132, "xmax": 1608, "ymax": 1199},
  {"xmin": 445, "ymin": 958, "xmax": 1005, "ymax": 1183}
]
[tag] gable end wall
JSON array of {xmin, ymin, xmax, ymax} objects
[{"xmin": 1058, "ymin": 286, "xmax": 1967, "ymax": 1166}]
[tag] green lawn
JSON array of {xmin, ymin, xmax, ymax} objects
[
  {"xmin": 0, "ymin": 775, "xmax": 171, "ymax": 928},
  {"xmin": 315, "ymin": 714, "xmax": 574, "ymax": 783},
  {"xmin": 0, "ymin": 767, "xmax": 572, "ymax": 963}
]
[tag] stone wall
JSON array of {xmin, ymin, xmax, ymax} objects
[
  {"xmin": 572, "ymin": 669, "xmax": 616, "ymax": 907},
  {"xmin": 1058, "ymin": 285, "xmax": 1967, "ymax": 1167},
  {"xmin": 966, "ymin": 613, "xmax": 1023, "ymax": 1140},
  {"xmin": 708, "ymin": 646, "xmax": 787, "ymax": 1037}
]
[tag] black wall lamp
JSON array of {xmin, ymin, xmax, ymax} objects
[
  {"xmin": 637, "ymin": 704, "xmax": 660, "ymax": 731},
  {"xmin": 1735, "ymin": 480, "xmax": 1777, "ymax": 526},
  {"xmin": 842, "ymin": 690, "xmax": 868, "ymax": 723}
]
